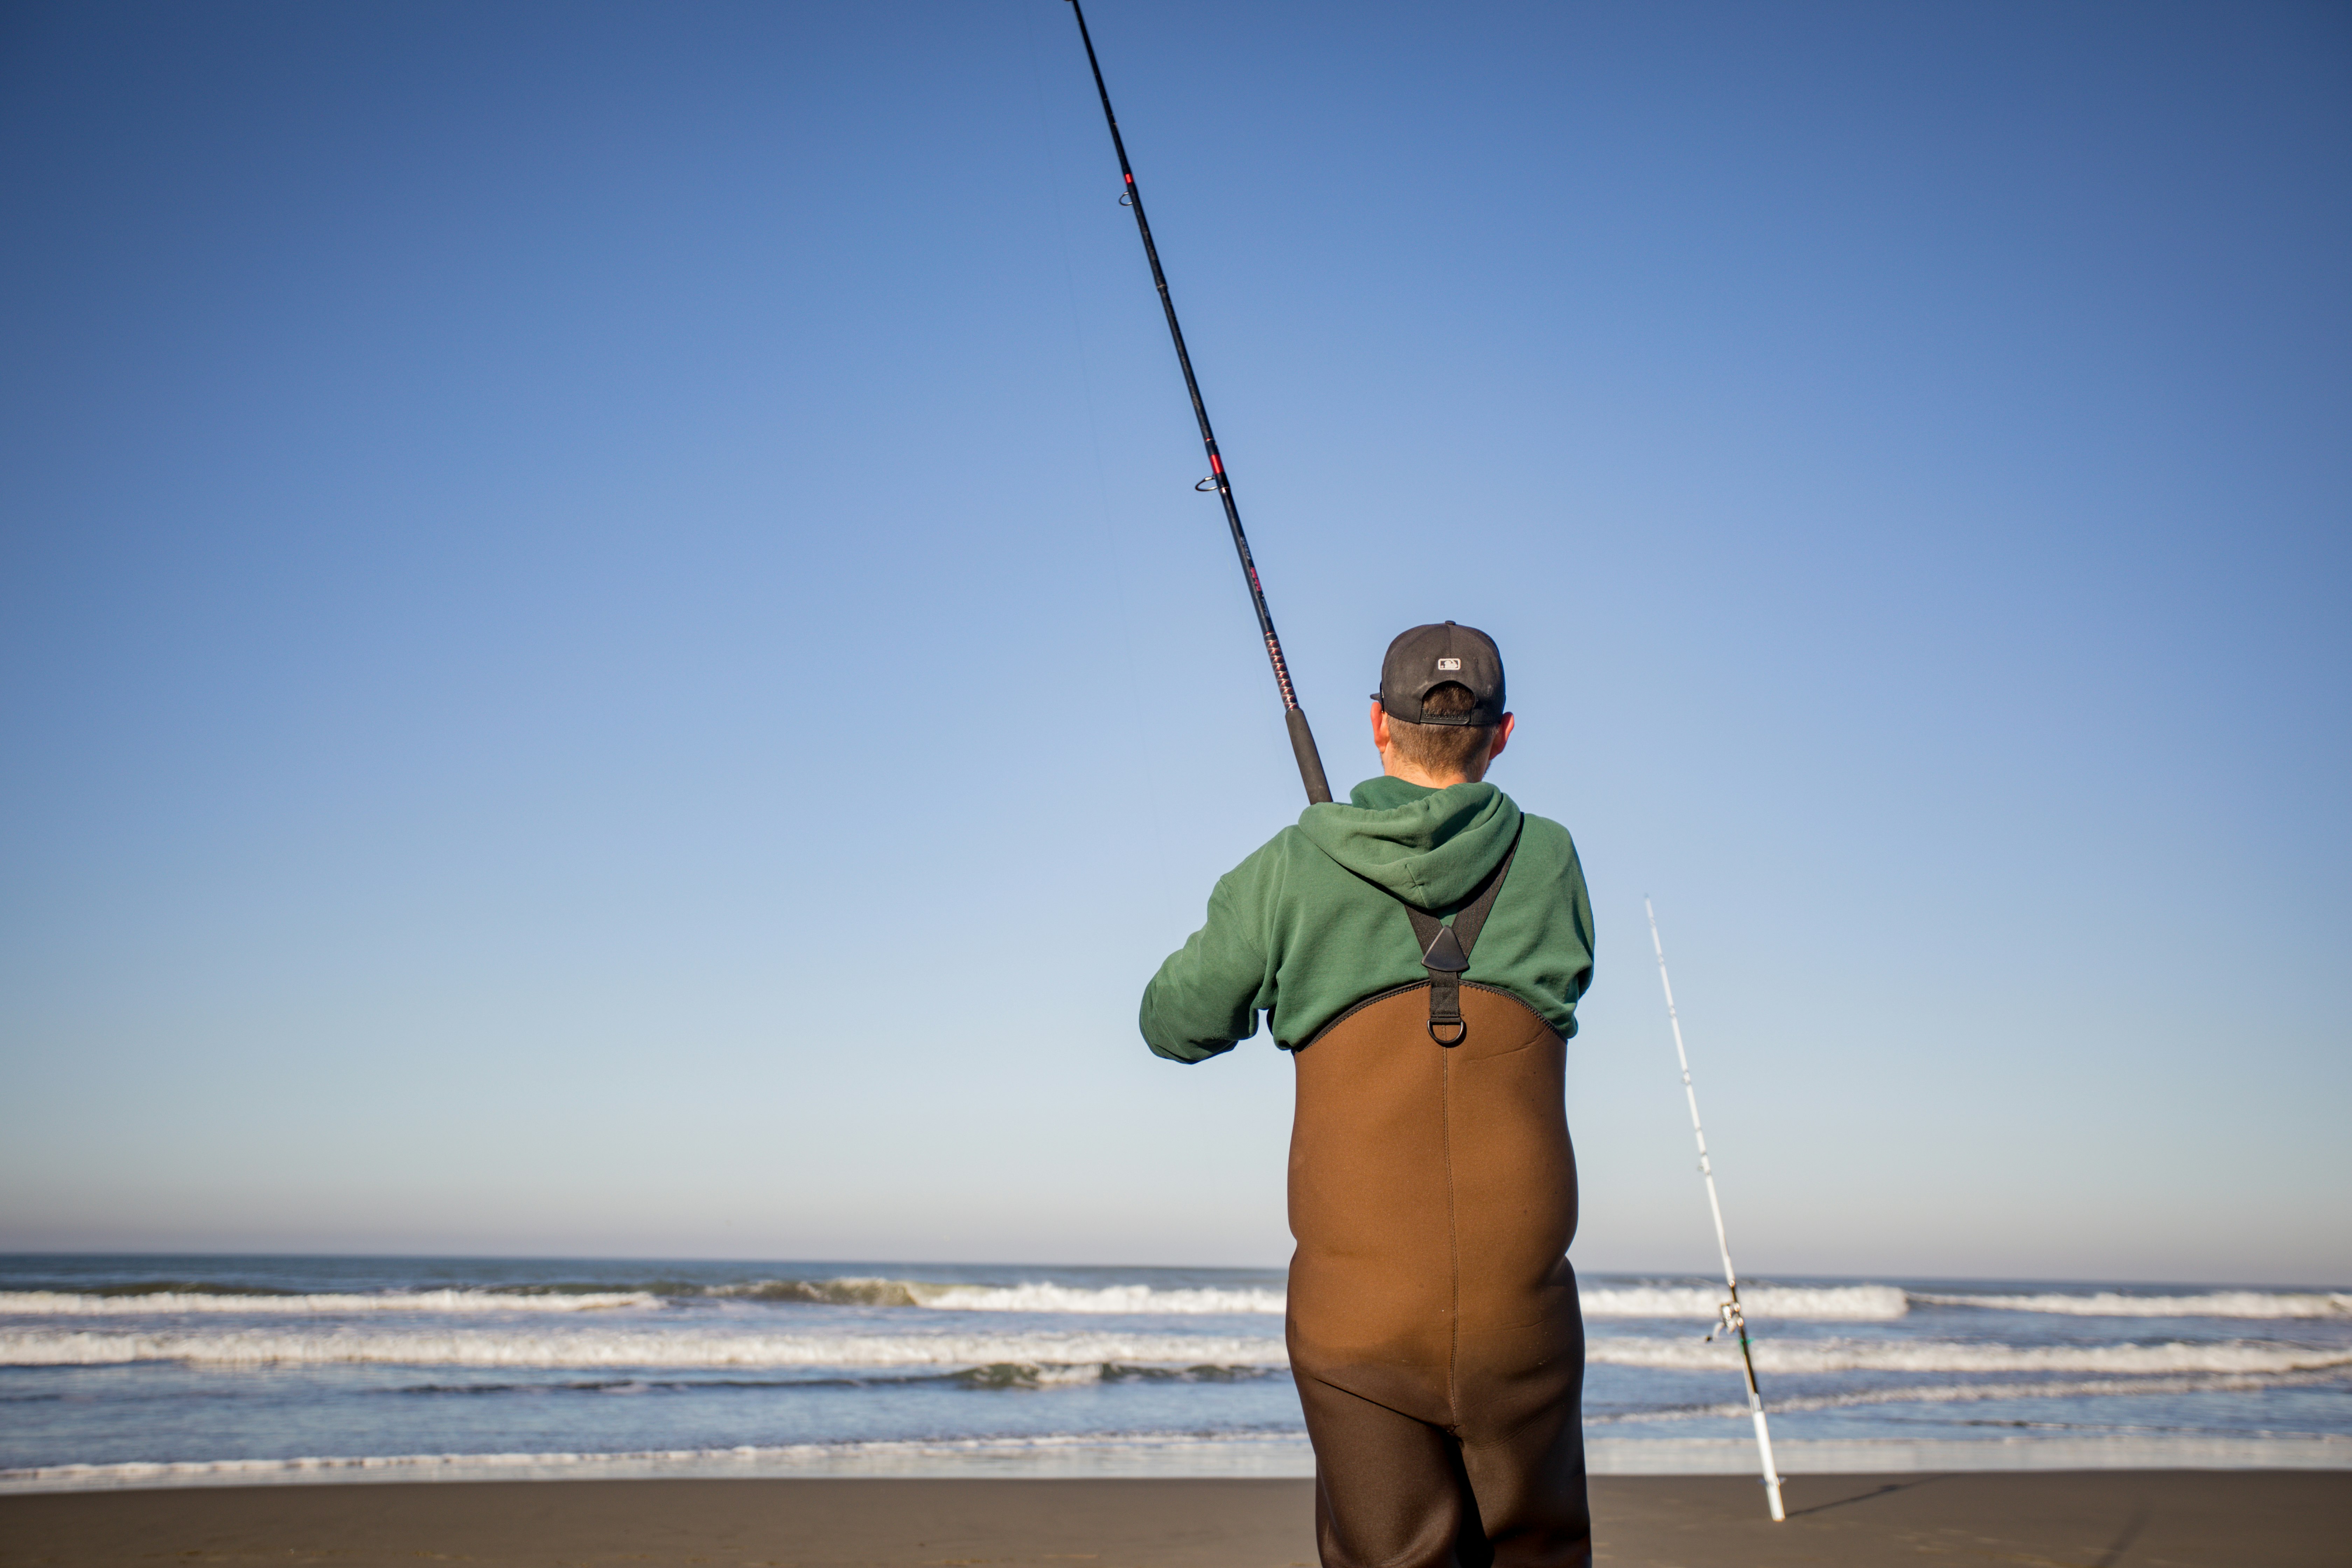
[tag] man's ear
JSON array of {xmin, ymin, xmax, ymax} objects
[
  {"xmin": 1488, "ymin": 713, "xmax": 1516, "ymax": 765},
  {"xmin": 1370, "ymin": 700, "xmax": 1392, "ymax": 753}
]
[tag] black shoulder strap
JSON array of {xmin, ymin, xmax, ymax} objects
[{"xmin": 1401, "ymin": 824, "xmax": 1522, "ymax": 1046}]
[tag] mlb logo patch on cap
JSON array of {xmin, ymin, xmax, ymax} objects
[{"xmin": 1375, "ymin": 622, "xmax": 1506, "ymax": 727}]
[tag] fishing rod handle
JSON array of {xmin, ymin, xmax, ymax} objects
[{"xmin": 1287, "ymin": 707, "xmax": 1333, "ymax": 805}]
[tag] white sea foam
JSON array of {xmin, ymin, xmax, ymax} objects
[
  {"xmin": 15, "ymin": 1281, "xmax": 2333, "ymax": 1322},
  {"xmin": 1578, "ymin": 1285, "xmax": 1909, "ymax": 1320},
  {"xmin": 0, "ymin": 1291, "xmax": 658, "ymax": 1316},
  {"xmin": 908, "ymin": 1281, "xmax": 1908, "ymax": 1319},
  {"xmin": 1585, "ymin": 1335, "xmax": 2352, "ymax": 1376},
  {"xmin": 1914, "ymin": 1290, "xmax": 2352, "ymax": 1319},
  {"xmin": 1592, "ymin": 1366, "xmax": 2352, "ymax": 1424},
  {"xmin": 13, "ymin": 1320, "xmax": 2344, "ymax": 1379},
  {"xmin": 909, "ymin": 1283, "xmax": 1290, "ymax": 1314},
  {"xmin": 804, "ymin": 1280, "xmax": 1909, "ymax": 1318},
  {"xmin": 0, "ymin": 1281, "xmax": 1900, "ymax": 1320},
  {"xmin": 0, "ymin": 1327, "xmax": 1291, "ymax": 1370},
  {"xmin": 915, "ymin": 1281, "xmax": 2336, "ymax": 1322}
]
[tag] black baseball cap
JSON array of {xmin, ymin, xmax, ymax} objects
[{"xmin": 1375, "ymin": 621, "xmax": 1506, "ymax": 726}]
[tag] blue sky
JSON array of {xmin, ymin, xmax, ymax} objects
[{"xmin": 2, "ymin": 1, "xmax": 2345, "ymax": 1284}]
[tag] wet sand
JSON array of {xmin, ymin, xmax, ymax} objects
[{"xmin": 2, "ymin": 1472, "xmax": 2346, "ymax": 1567}]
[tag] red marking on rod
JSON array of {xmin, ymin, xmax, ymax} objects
[
  {"xmin": 1210, "ymin": 454, "xmax": 1224, "ymax": 474},
  {"xmin": 1125, "ymin": 173, "xmax": 1134, "ymax": 183}
]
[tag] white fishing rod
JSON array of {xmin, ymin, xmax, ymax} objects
[{"xmin": 1645, "ymin": 898, "xmax": 1786, "ymax": 1523}]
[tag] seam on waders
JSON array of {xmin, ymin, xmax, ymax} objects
[{"xmin": 1442, "ymin": 1047, "xmax": 1461, "ymax": 1430}]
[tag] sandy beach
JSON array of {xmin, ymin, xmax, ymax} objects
[{"xmin": 3, "ymin": 1472, "xmax": 2345, "ymax": 1567}]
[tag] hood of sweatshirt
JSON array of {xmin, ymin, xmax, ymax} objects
[{"xmin": 1295, "ymin": 775, "xmax": 1524, "ymax": 911}]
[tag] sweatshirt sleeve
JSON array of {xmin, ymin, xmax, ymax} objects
[{"xmin": 1138, "ymin": 863, "xmax": 1274, "ymax": 1063}]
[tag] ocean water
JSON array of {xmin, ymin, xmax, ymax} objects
[{"xmin": 3, "ymin": 1254, "xmax": 2346, "ymax": 1491}]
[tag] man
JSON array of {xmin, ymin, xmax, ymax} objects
[{"xmin": 1141, "ymin": 622, "xmax": 1596, "ymax": 1568}]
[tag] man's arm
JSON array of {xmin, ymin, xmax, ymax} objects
[{"xmin": 1139, "ymin": 868, "xmax": 1274, "ymax": 1063}]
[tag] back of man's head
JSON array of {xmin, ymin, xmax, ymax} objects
[
  {"xmin": 1376, "ymin": 622, "xmax": 1509, "ymax": 782},
  {"xmin": 1385, "ymin": 681, "xmax": 1494, "ymax": 775}
]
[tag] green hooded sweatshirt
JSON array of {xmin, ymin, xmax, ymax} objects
[{"xmin": 1140, "ymin": 776, "xmax": 1595, "ymax": 1061}]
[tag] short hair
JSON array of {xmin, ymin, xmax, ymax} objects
[{"xmin": 1384, "ymin": 682, "xmax": 1495, "ymax": 777}]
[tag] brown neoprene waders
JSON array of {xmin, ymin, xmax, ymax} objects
[{"xmin": 1288, "ymin": 976, "xmax": 1590, "ymax": 1568}]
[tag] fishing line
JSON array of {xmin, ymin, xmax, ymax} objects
[{"xmin": 1062, "ymin": 0, "xmax": 1332, "ymax": 805}]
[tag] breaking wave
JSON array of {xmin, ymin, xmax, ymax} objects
[
  {"xmin": 913, "ymin": 1283, "xmax": 1287, "ymax": 1314},
  {"xmin": 0, "ymin": 1291, "xmax": 658, "ymax": 1316},
  {"xmin": 0, "ymin": 1280, "xmax": 1896, "ymax": 1320},
  {"xmin": 708, "ymin": 1280, "xmax": 1290, "ymax": 1313},
  {"xmin": 1915, "ymin": 1290, "xmax": 2352, "ymax": 1320},
  {"xmin": 1584, "ymin": 1336, "xmax": 2352, "ymax": 1376},
  {"xmin": 1579, "ymin": 1286, "xmax": 1907, "ymax": 1320},
  {"xmin": 0, "ymin": 1279, "xmax": 1287, "ymax": 1316},
  {"xmin": 705, "ymin": 1280, "xmax": 929, "ymax": 1307},
  {"xmin": 8, "ymin": 1280, "xmax": 2342, "ymax": 1325},
  {"xmin": 12, "ymin": 1322, "xmax": 2343, "ymax": 1379},
  {"xmin": 0, "ymin": 1327, "xmax": 1291, "ymax": 1370},
  {"xmin": 649, "ymin": 1279, "xmax": 1906, "ymax": 1319}
]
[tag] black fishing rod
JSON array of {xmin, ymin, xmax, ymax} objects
[{"xmin": 1064, "ymin": 0, "xmax": 1332, "ymax": 805}]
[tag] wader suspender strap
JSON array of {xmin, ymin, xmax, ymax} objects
[{"xmin": 1401, "ymin": 826, "xmax": 1521, "ymax": 1046}]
